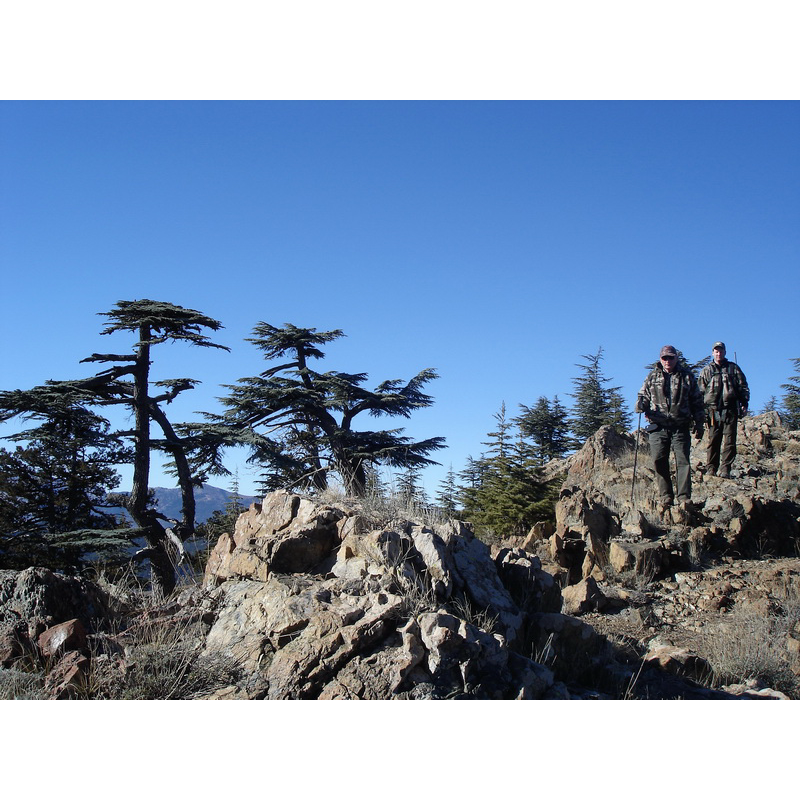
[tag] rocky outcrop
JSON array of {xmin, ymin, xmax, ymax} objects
[
  {"xmin": 199, "ymin": 490, "xmax": 571, "ymax": 699},
  {"xmin": 546, "ymin": 414, "xmax": 800, "ymax": 584},
  {"xmin": 524, "ymin": 414, "xmax": 800, "ymax": 698}
]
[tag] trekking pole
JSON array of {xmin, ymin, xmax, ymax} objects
[{"xmin": 631, "ymin": 412, "xmax": 641, "ymax": 505}]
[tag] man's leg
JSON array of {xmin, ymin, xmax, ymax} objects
[
  {"xmin": 649, "ymin": 429, "xmax": 674, "ymax": 503},
  {"xmin": 719, "ymin": 417, "xmax": 738, "ymax": 476},
  {"xmin": 706, "ymin": 419, "xmax": 723, "ymax": 474},
  {"xmin": 673, "ymin": 426, "xmax": 692, "ymax": 500}
]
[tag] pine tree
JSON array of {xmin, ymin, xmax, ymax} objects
[
  {"xmin": 761, "ymin": 395, "xmax": 779, "ymax": 414},
  {"xmin": 435, "ymin": 465, "xmax": 460, "ymax": 517},
  {"xmin": 213, "ymin": 323, "xmax": 445, "ymax": 496},
  {"xmin": 570, "ymin": 347, "xmax": 632, "ymax": 442},
  {"xmin": 0, "ymin": 300, "xmax": 229, "ymax": 595},
  {"xmin": 460, "ymin": 404, "xmax": 555, "ymax": 540},
  {"xmin": 396, "ymin": 465, "xmax": 425, "ymax": 504},
  {"xmin": 514, "ymin": 395, "xmax": 573, "ymax": 464},
  {"xmin": 781, "ymin": 358, "xmax": 800, "ymax": 430},
  {"xmin": 0, "ymin": 398, "xmax": 131, "ymax": 571}
]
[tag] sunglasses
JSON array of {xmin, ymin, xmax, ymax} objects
[{"xmin": 661, "ymin": 355, "xmax": 676, "ymax": 361}]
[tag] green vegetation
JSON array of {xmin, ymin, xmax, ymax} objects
[
  {"xmin": 206, "ymin": 322, "xmax": 445, "ymax": 497},
  {"xmin": 781, "ymin": 357, "xmax": 800, "ymax": 430}
]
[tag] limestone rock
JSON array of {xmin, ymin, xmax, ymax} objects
[
  {"xmin": 609, "ymin": 540, "xmax": 664, "ymax": 579},
  {"xmin": 38, "ymin": 619, "xmax": 88, "ymax": 659},
  {"xmin": 561, "ymin": 577, "xmax": 606, "ymax": 615}
]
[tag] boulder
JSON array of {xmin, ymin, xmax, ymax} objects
[
  {"xmin": 609, "ymin": 540, "xmax": 665, "ymax": 580},
  {"xmin": 561, "ymin": 577, "xmax": 606, "ymax": 615},
  {"xmin": 37, "ymin": 619, "xmax": 88, "ymax": 659}
]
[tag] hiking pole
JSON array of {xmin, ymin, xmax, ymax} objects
[{"xmin": 631, "ymin": 412, "xmax": 641, "ymax": 505}]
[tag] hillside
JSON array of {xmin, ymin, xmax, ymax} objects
[
  {"xmin": 150, "ymin": 484, "xmax": 258, "ymax": 523},
  {"xmin": 111, "ymin": 484, "xmax": 258, "ymax": 524},
  {"xmin": 2, "ymin": 413, "xmax": 798, "ymax": 699}
]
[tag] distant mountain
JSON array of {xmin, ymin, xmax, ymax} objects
[
  {"xmin": 112, "ymin": 484, "xmax": 258, "ymax": 524},
  {"xmin": 152, "ymin": 484, "xmax": 258, "ymax": 523}
]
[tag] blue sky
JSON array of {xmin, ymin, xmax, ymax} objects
[{"xmin": 1, "ymin": 100, "xmax": 798, "ymax": 497}]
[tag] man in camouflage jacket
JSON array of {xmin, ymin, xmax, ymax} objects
[
  {"xmin": 635, "ymin": 344, "xmax": 705, "ymax": 508},
  {"xmin": 697, "ymin": 341, "xmax": 749, "ymax": 478}
]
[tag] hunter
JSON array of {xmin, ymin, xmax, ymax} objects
[
  {"xmin": 635, "ymin": 345, "xmax": 705, "ymax": 511},
  {"xmin": 697, "ymin": 341, "xmax": 749, "ymax": 478}
]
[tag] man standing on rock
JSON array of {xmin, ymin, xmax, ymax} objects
[
  {"xmin": 697, "ymin": 341, "xmax": 749, "ymax": 478},
  {"xmin": 635, "ymin": 345, "xmax": 705, "ymax": 512}
]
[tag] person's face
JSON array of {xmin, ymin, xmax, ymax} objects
[
  {"xmin": 661, "ymin": 353, "xmax": 677, "ymax": 373},
  {"xmin": 713, "ymin": 347, "xmax": 725, "ymax": 365}
]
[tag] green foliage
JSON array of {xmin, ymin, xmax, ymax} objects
[
  {"xmin": 435, "ymin": 466, "xmax": 460, "ymax": 516},
  {"xmin": 0, "ymin": 399, "xmax": 132, "ymax": 571},
  {"xmin": 514, "ymin": 395, "xmax": 573, "ymax": 464},
  {"xmin": 214, "ymin": 322, "xmax": 445, "ymax": 496},
  {"xmin": 570, "ymin": 347, "xmax": 632, "ymax": 442},
  {"xmin": 459, "ymin": 404, "xmax": 556, "ymax": 540},
  {"xmin": 781, "ymin": 357, "xmax": 800, "ymax": 430},
  {"xmin": 0, "ymin": 300, "xmax": 229, "ymax": 596}
]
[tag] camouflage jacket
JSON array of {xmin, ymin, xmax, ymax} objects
[
  {"xmin": 697, "ymin": 359, "xmax": 749, "ymax": 416},
  {"xmin": 635, "ymin": 365, "xmax": 704, "ymax": 429}
]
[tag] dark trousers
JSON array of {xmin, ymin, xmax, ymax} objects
[
  {"xmin": 648, "ymin": 426, "xmax": 692, "ymax": 501},
  {"xmin": 706, "ymin": 416, "xmax": 738, "ymax": 471}
]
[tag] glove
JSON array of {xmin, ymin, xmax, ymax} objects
[
  {"xmin": 694, "ymin": 421, "xmax": 704, "ymax": 440},
  {"xmin": 635, "ymin": 395, "xmax": 650, "ymax": 414}
]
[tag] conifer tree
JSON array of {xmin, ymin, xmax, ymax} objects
[
  {"xmin": 1, "ymin": 300, "xmax": 229, "ymax": 595},
  {"xmin": 570, "ymin": 347, "xmax": 632, "ymax": 442},
  {"xmin": 0, "ymin": 392, "xmax": 132, "ymax": 570},
  {"xmin": 213, "ymin": 323, "xmax": 445, "ymax": 496},
  {"xmin": 435, "ymin": 465, "xmax": 460, "ymax": 517},
  {"xmin": 396, "ymin": 465, "xmax": 426, "ymax": 504},
  {"xmin": 781, "ymin": 358, "xmax": 800, "ymax": 430},
  {"xmin": 460, "ymin": 404, "xmax": 554, "ymax": 539},
  {"xmin": 514, "ymin": 395, "xmax": 573, "ymax": 464},
  {"xmin": 760, "ymin": 396, "xmax": 779, "ymax": 414}
]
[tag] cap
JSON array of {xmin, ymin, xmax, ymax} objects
[
  {"xmin": 660, "ymin": 345, "xmax": 678, "ymax": 357},
  {"xmin": 712, "ymin": 341, "xmax": 726, "ymax": 351}
]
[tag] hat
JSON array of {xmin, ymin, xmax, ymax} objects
[
  {"xmin": 712, "ymin": 341, "xmax": 726, "ymax": 350},
  {"xmin": 660, "ymin": 345, "xmax": 677, "ymax": 357}
]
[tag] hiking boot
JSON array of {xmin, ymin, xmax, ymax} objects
[
  {"xmin": 657, "ymin": 497, "xmax": 673, "ymax": 516},
  {"xmin": 718, "ymin": 466, "xmax": 731, "ymax": 478},
  {"xmin": 706, "ymin": 466, "xmax": 717, "ymax": 477}
]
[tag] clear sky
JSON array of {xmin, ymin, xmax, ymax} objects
[
  {"xmin": 2, "ymin": 100, "xmax": 798, "ymax": 497},
  {"xmin": 3, "ymin": 1, "xmax": 798, "ymax": 775},
  {"xmin": 2, "ymin": 101, "xmax": 798, "ymax": 496}
]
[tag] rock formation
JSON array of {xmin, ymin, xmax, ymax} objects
[
  {"xmin": 2, "ymin": 412, "xmax": 797, "ymax": 700},
  {"xmin": 199, "ymin": 491, "xmax": 566, "ymax": 698}
]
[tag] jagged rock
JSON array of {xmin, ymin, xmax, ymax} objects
[
  {"xmin": 44, "ymin": 650, "xmax": 89, "ymax": 699},
  {"xmin": 0, "ymin": 632, "xmax": 24, "ymax": 668},
  {"xmin": 522, "ymin": 520, "xmax": 554, "ymax": 550},
  {"xmin": 493, "ymin": 547, "xmax": 562, "ymax": 614},
  {"xmin": 0, "ymin": 568, "xmax": 111, "ymax": 669},
  {"xmin": 204, "ymin": 491, "xmax": 348, "ymax": 585},
  {"xmin": 561, "ymin": 577, "xmax": 606, "ymax": 615},
  {"xmin": 38, "ymin": 619, "xmax": 88, "ymax": 659},
  {"xmin": 643, "ymin": 643, "xmax": 713, "ymax": 682},
  {"xmin": 200, "ymin": 491, "xmax": 576, "ymax": 698},
  {"xmin": 608, "ymin": 540, "xmax": 664, "ymax": 579},
  {"xmin": 0, "ymin": 568, "xmax": 111, "ymax": 631}
]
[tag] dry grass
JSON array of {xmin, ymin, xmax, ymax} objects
[
  {"xmin": 700, "ymin": 612, "xmax": 799, "ymax": 697},
  {"xmin": 0, "ymin": 571, "xmax": 240, "ymax": 700}
]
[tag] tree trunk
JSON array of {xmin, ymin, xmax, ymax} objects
[
  {"xmin": 128, "ymin": 326, "xmax": 176, "ymax": 596},
  {"xmin": 150, "ymin": 401, "xmax": 196, "ymax": 537}
]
